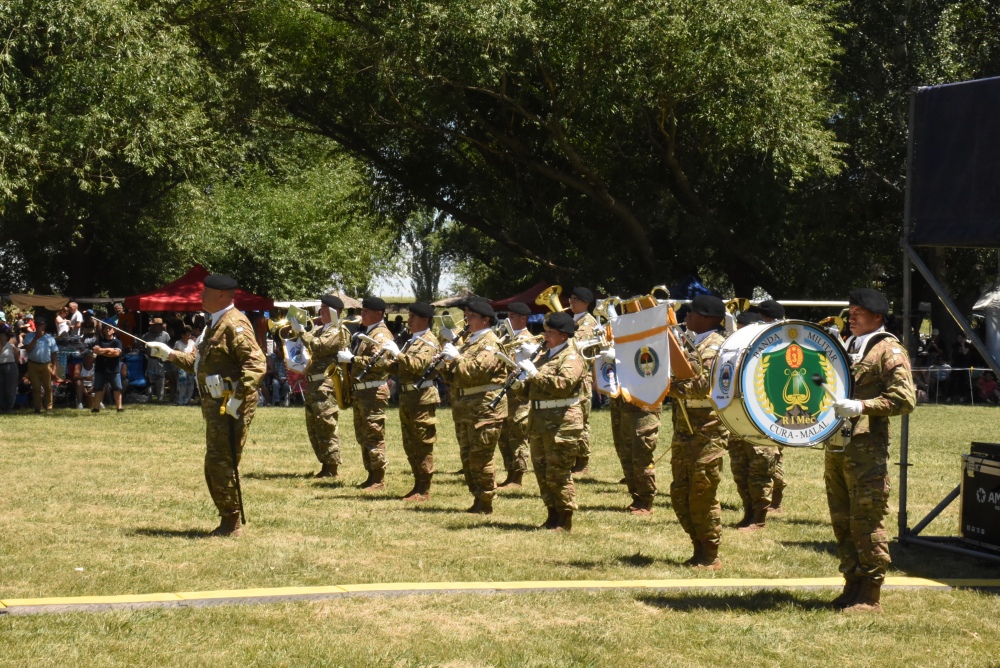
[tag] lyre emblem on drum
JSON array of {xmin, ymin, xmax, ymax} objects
[
  {"xmin": 634, "ymin": 346, "xmax": 659, "ymax": 378},
  {"xmin": 755, "ymin": 341, "xmax": 835, "ymax": 429}
]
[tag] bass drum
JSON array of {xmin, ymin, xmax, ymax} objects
[{"xmin": 709, "ymin": 320, "xmax": 852, "ymax": 448}]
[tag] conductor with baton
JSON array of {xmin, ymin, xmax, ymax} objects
[{"xmin": 146, "ymin": 274, "xmax": 266, "ymax": 537}]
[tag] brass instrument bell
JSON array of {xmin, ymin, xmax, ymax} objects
[{"xmin": 535, "ymin": 285, "xmax": 565, "ymax": 313}]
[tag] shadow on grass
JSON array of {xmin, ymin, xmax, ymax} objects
[
  {"xmin": 131, "ymin": 527, "xmax": 213, "ymax": 539},
  {"xmin": 455, "ymin": 520, "xmax": 540, "ymax": 532},
  {"xmin": 320, "ymin": 493, "xmax": 399, "ymax": 503},
  {"xmin": 243, "ymin": 471, "xmax": 312, "ymax": 480},
  {"xmin": 889, "ymin": 542, "xmax": 1000, "ymax": 581},
  {"xmin": 779, "ymin": 540, "xmax": 838, "ymax": 557},
  {"xmin": 775, "ymin": 516, "xmax": 829, "ymax": 527},
  {"xmin": 636, "ymin": 590, "xmax": 830, "ymax": 612},
  {"xmin": 408, "ymin": 505, "xmax": 467, "ymax": 515}
]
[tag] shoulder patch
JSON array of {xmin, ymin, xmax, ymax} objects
[
  {"xmin": 236, "ymin": 327, "xmax": 244, "ymax": 333},
  {"xmin": 709, "ymin": 345, "xmax": 720, "ymax": 351},
  {"xmin": 891, "ymin": 347, "xmax": 902, "ymax": 355},
  {"xmin": 485, "ymin": 346, "xmax": 494, "ymax": 352},
  {"xmin": 568, "ymin": 355, "xmax": 577, "ymax": 360}
]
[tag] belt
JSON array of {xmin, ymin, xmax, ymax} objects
[
  {"xmin": 532, "ymin": 397, "xmax": 579, "ymax": 410},
  {"xmin": 352, "ymin": 379, "xmax": 388, "ymax": 391},
  {"xmin": 28, "ymin": 360, "xmax": 51, "ymax": 365},
  {"xmin": 683, "ymin": 399, "xmax": 714, "ymax": 409},
  {"xmin": 454, "ymin": 383, "xmax": 503, "ymax": 397},
  {"xmin": 308, "ymin": 372, "xmax": 327, "ymax": 382},
  {"xmin": 401, "ymin": 382, "xmax": 431, "ymax": 393}
]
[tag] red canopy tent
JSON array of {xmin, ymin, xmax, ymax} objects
[
  {"xmin": 489, "ymin": 281, "xmax": 565, "ymax": 314},
  {"xmin": 124, "ymin": 265, "xmax": 273, "ymax": 312}
]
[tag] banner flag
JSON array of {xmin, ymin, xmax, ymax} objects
[{"xmin": 608, "ymin": 303, "xmax": 672, "ymax": 410}]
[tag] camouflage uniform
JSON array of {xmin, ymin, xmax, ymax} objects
[
  {"xmin": 498, "ymin": 328, "xmax": 535, "ymax": 476},
  {"xmin": 771, "ymin": 448, "xmax": 787, "ymax": 507},
  {"xmin": 525, "ymin": 340, "xmax": 587, "ymax": 511},
  {"xmin": 171, "ymin": 307, "xmax": 266, "ymax": 519},
  {"xmin": 300, "ymin": 323, "xmax": 345, "ymax": 468},
  {"xmin": 439, "ymin": 329, "xmax": 508, "ymax": 507},
  {"xmin": 729, "ymin": 438, "xmax": 781, "ymax": 513},
  {"xmin": 350, "ymin": 322, "xmax": 395, "ymax": 475},
  {"xmin": 572, "ymin": 312, "xmax": 599, "ymax": 465},
  {"xmin": 610, "ymin": 395, "xmax": 661, "ymax": 508},
  {"xmin": 667, "ymin": 330, "xmax": 729, "ymax": 548},
  {"xmin": 392, "ymin": 331, "xmax": 441, "ymax": 489},
  {"xmin": 825, "ymin": 333, "xmax": 915, "ymax": 584}
]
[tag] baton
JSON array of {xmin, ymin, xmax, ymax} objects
[{"xmin": 96, "ymin": 320, "xmax": 147, "ymax": 346}]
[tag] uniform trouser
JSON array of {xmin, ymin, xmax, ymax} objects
[
  {"xmin": 27, "ymin": 361, "xmax": 53, "ymax": 411},
  {"xmin": 0, "ymin": 362, "xmax": 18, "ymax": 411},
  {"xmin": 670, "ymin": 431, "xmax": 726, "ymax": 546},
  {"xmin": 729, "ymin": 439, "xmax": 780, "ymax": 511},
  {"xmin": 824, "ymin": 438, "xmax": 891, "ymax": 583},
  {"xmin": 610, "ymin": 397, "xmax": 660, "ymax": 502},
  {"xmin": 529, "ymin": 405, "xmax": 583, "ymax": 511},
  {"xmin": 453, "ymin": 395, "xmax": 504, "ymax": 501},
  {"xmin": 576, "ymin": 375, "xmax": 593, "ymax": 459},
  {"xmin": 499, "ymin": 398, "xmax": 530, "ymax": 474},
  {"xmin": 202, "ymin": 392, "xmax": 256, "ymax": 517},
  {"xmin": 773, "ymin": 447, "xmax": 786, "ymax": 496},
  {"xmin": 304, "ymin": 382, "xmax": 341, "ymax": 467},
  {"xmin": 399, "ymin": 393, "xmax": 437, "ymax": 483},
  {"xmin": 352, "ymin": 386, "xmax": 389, "ymax": 473}
]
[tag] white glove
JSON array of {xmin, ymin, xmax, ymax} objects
[
  {"xmin": 337, "ymin": 350, "xmax": 354, "ymax": 363},
  {"xmin": 833, "ymin": 398, "xmax": 864, "ymax": 418},
  {"xmin": 381, "ymin": 340, "xmax": 400, "ymax": 357},
  {"xmin": 519, "ymin": 360, "xmax": 538, "ymax": 378},
  {"xmin": 289, "ymin": 317, "xmax": 304, "ymax": 335},
  {"xmin": 601, "ymin": 347, "xmax": 617, "ymax": 364},
  {"xmin": 439, "ymin": 327, "xmax": 456, "ymax": 342},
  {"xmin": 225, "ymin": 396, "xmax": 243, "ymax": 418},
  {"xmin": 441, "ymin": 342, "xmax": 461, "ymax": 360},
  {"xmin": 518, "ymin": 341, "xmax": 541, "ymax": 357},
  {"xmin": 147, "ymin": 341, "xmax": 172, "ymax": 360}
]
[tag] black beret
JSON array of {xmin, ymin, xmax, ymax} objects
[
  {"xmin": 204, "ymin": 274, "xmax": 238, "ymax": 290},
  {"xmin": 691, "ymin": 295, "xmax": 726, "ymax": 319},
  {"xmin": 320, "ymin": 294, "xmax": 344, "ymax": 310},
  {"xmin": 507, "ymin": 302, "xmax": 531, "ymax": 316},
  {"xmin": 849, "ymin": 288, "xmax": 889, "ymax": 316},
  {"xmin": 362, "ymin": 296, "xmax": 387, "ymax": 311},
  {"xmin": 736, "ymin": 311, "xmax": 764, "ymax": 326},
  {"xmin": 408, "ymin": 302, "xmax": 435, "ymax": 319},
  {"xmin": 572, "ymin": 286, "xmax": 595, "ymax": 303},
  {"xmin": 545, "ymin": 311, "xmax": 577, "ymax": 335},
  {"xmin": 755, "ymin": 299, "xmax": 785, "ymax": 319},
  {"xmin": 464, "ymin": 298, "xmax": 495, "ymax": 318}
]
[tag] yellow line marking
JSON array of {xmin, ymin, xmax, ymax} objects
[{"xmin": 1, "ymin": 577, "xmax": 997, "ymax": 610}]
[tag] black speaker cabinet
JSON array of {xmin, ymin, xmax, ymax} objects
[{"xmin": 961, "ymin": 451, "xmax": 1000, "ymax": 552}]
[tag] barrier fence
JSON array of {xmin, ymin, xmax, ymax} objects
[{"xmin": 912, "ymin": 366, "xmax": 999, "ymax": 405}]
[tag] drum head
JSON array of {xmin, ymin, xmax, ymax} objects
[{"xmin": 715, "ymin": 320, "xmax": 852, "ymax": 447}]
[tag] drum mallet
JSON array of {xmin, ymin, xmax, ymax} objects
[{"xmin": 810, "ymin": 374, "xmax": 836, "ymax": 400}]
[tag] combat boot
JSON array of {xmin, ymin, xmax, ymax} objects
[
  {"xmin": 628, "ymin": 498, "xmax": 654, "ymax": 516},
  {"xmin": 478, "ymin": 496, "xmax": 493, "ymax": 515},
  {"xmin": 465, "ymin": 497, "xmax": 482, "ymax": 514},
  {"xmin": 362, "ymin": 468, "xmax": 385, "ymax": 491},
  {"xmin": 210, "ymin": 513, "xmax": 242, "ymax": 538},
  {"xmin": 541, "ymin": 507, "xmax": 559, "ymax": 529},
  {"xmin": 737, "ymin": 508, "xmax": 768, "ymax": 532},
  {"xmin": 696, "ymin": 541, "xmax": 722, "ymax": 570},
  {"xmin": 405, "ymin": 479, "xmax": 431, "ymax": 502},
  {"xmin": 830, "ymin": 579, "xmax": 862, "ymax": 609},
  {"xmin": 401, "ymin": 481, "xmax": 420, "ymax": 500},
  {"xmin": 315, "ymin": 463, "xmax": 338, "ymax": 479},
  {"xmin": 734, "ymin": 503, "xmax": 754, "ymax": 528},
  {"xmin": 571, "ymin": 456, "xmax": 590, "ymax": 476},
  {"xmin": 552, "ymin": 510, "xmax": 573, "ymax": 532},
  {"xmin": 357, "ymin": 470, "xmax": 374, "ymax": 489},
  {"xmin": 768, "ymin": 487, "xmax": 784, "ymax": 514},
  {"xmin": 682, "ymin": 541, "xmax": 703, "ymax": 566},
  {"xmin": 497, "ymin": 470, "xmax": 523, "ymax": 489},
  {"xmin": 843, "ymin": 580, "xmax": 882, "ymax": 613}
]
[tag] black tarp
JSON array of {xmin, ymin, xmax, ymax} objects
[{"xmin": 909, "ymin": 76, "xmax": 1000, "ymax": 248}]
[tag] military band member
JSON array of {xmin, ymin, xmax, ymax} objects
[
  {"xmin": 825, "ymin": 289, "xmax": 915, "ymax": 612},
  {"xmin": 337, "ymin": 297, "xmax": 394, "ymax": 491},
  {"xmin": 752, "ymin": 299, "xmax": 788, "ymax": 511},
  {"xmin": 498, "ymin": 301, "xmax": 535, "ymax": 489},
  {"xmin": 605, "ymin": 380, "xmax": 662, "ymax": 516},
  {"xmin": 568, "ymin": 287, "xmax": 598, "ymax": 475},
  {"xmin": 667, "ymin": 295, "xmax": 729, "ymax": 569},
  {"xmin": 438, "ymin": 299, "xmax": 508, "ymax": 514},
  {"xmin": 518, "ymin": 312, "xmax": 587, "ymax": 531},
  {"xmin": 383, "ymin": 302, "xmax": 440, "ymax": 502},
  {"xmin": 728, "ymin": 309, "xmax": 780, "ymax": 530},
  {"xmin": 147, "ymin": 274, "xmax": 266, "ymax": 537},
  {"xmin": 295, "ymin": 294, "xmax": 345, "ymax": 478}
]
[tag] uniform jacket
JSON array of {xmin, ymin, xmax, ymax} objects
[
  {"xmin": 301, "ymin": 322, "xmax": 344, "ymax": 378},
  {"xmin": 848, "ymin": 334, "xmax": 916, "ymax": 443},
  {"xmin": 172, "ymin": 307, "xmax": 266, "ymax": 402},
  {"xmin": 351, "ymin": 321, "xmax": 395, "ymax": 384},
  {"xmin": 393, "ymin": 330, "xmax": 441, "ymax": 404},
  {"xmin": 667, "ymin": 329, "xmax": 728, "ymax": 443}
]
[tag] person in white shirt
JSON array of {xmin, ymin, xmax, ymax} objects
[{"xmin": 173, "ymin": 326, "xmax": 198, "ymax": 405}]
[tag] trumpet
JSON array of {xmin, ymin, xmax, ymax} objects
[
  {"xmin": 535, "ymin": 285, "xmax": 565, "ymax": 313},
  {"xmin": 576, "ymin": 335, "xmax": 611, "ymax": 361}
]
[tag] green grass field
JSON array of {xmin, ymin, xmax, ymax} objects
[{"xmin": 1, "ymin": 403, "xmax": 998, "ymax": 666}]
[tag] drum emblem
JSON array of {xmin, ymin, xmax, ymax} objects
[
  {"xmin": 601, "ymin": 361, "xmax": 617, "ymax": 385},
  {"xmin": 755, "ymin": 341, "xmax": 835, "ymax": 429},
  {"xmin": 719, "ymin": 362, "xmax": 733, "ymax": 393},
  {"xmin": 634, "ymin": 346, "xmax": 659, "ymax": 378}
]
